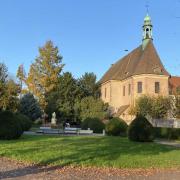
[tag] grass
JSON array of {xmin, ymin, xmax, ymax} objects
[{"xmin": 0, "ymin": 135, "xmax": 180, "ymax": 168}]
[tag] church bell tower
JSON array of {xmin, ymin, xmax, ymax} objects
[{"xmin": 142, "ymin": 14, "xmax": 153, "ymax": 49}]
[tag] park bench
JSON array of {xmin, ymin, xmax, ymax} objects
[
  {"xmin": 64, "ymin": 127, "xmax": 81, "ymax": 134},
  {"xmin": 37, "ymin": 127, "xmax": 63, "ymax": 134}
]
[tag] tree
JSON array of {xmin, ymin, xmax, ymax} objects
[
  {"xmin": 171, "ymin": 95, "xmax": 180, "ymax": 119},
  {"xmin": 0, "ymin": 63, "xmax": 8, "ymax": 83},
  {"xmin": 75, "ymin": 96, "xmax": 109, "ymax": 121},
  {"xmin": 0, "ymin": 79, "xmax": 20, "ymax": 112},
  {"xmin": 78, "ymin": 72, "xmax": 100, "ymax": 98},
  {"xmin": 19, "ymin": 93, "xmax": 42, "ymax": 121},
  {"xmin": 130, "ymin": 95, "xmax": 153, "ymax": 117},
  {"xmin": 151, "ymin": 96, "xmax": 170, "ymax": 119},
  {"xmin": 46, "ymin": 72, "xmax": 80, "ymax": 122},
  {"xmin": 0, "ymin": 63, "xmax": 8, "ymax": 105},
  {"xmin": 16, "ymin": 64, "xmax": 26, "ymax": 96},
  {"xmin": 130, "ymin": 95, "xmax": 170, "ymax": 119},
  {"xmin": 26, "ymin": 41, "xmax": 64, "ymax": 110},
  {"xmin": 0, "ymin": 63, "xmax": 20, "ymax": 112}
]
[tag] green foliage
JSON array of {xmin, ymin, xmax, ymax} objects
[
  {"xmin": 76, "ymin": 96, "xmax": 109, "ymax": 121},
  {"xmin": 15, "ymin": 113, "xmax": 32, "ymax": 131},
  {"xmin": 151, "ymin": 96, "xmax": 170, "ymax": 119},
  {"xmin": 133, "ymin": 95, "xmax": 153, "ymax": 116},
  {"xmin": 106, "ymin": 117, "xmax": 128, "ymax": 136},
  {"xmin": 128, "ymin": 115, "xmax": 154, "ymax": 142},
  {"xmin": 130, "ymin": 95, "xmax": 170, "ymax": 119},
  {"xmin": 46, "ymin": 72, "xmax": 102, "ymax": 123},
  {"xmin": 78, "ymin": 72, "xmax": 100, "ymax": 98},
  {"xmin": 174, "ymin": 95, "xmax": 180, "ymax": 118},
  {"xmin": 46, "ymin": 72, "xmax": 80, "ymax": 122},
  {"xmin": 0, "ymin": 111, "xmax": 23, "ymax": 140},
  {"xmin": 57, "ymin": 72, "xmax": 80, "ymax": 121},
  {"xmin": 154, "ymin": 127, "xmax": 180, "ymax": 140},
  {"xmin": 81, "ymin": 117, "xmax": 105, "ymax": 133},
  {"xmin": 19, "ymin": 93, "xmax": 42, "ymax": 121}
]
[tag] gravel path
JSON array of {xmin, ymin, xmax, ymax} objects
[{"xmin": 0, "ymin": 157, "xmax": 180, "ymax": 180}]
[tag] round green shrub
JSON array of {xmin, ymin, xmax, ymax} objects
[
  {"xmin": 81, "ymin": 117, "xmax": 105, "ymax": 133},
  {"xmin": 128, "ymin": 115, "xmax": 154, "ymax": 142},
  {"xmin": 0, "ymin": 111, "xmax": 24, "ymax": 140},
  {"xmin": 15, "ymin": 113, "xmax": 32, "ymax": 131},
  {"xmin": 105, "ymin": 117, "xmax": 128, "ymax": 136}
]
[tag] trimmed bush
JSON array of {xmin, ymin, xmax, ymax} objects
[
  {"xmin": 15, "ymin": 113, "xmax": 32, "ymax": 131},
  {"xmin": 0, "ymin": 111, "xmax": 23, "ymax": 140},
  {"xmin": 81, "ymin": 117, "xmax": 105, "ymax": 133},
  {"xmin": 154, "ymin": 127, "xmax": 180, "ymax": 140},
  {"xmin": 128, "ymin": 115, "xmax": 154, "ymax": 142},
  {"xmin": 105, "ymin": 117, "xmax": 128, "ymax": 136}
]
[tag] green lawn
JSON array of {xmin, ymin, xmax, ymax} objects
[{"xmin": 0, "ymin": 135, "xmax": 180, "ymax": 168}]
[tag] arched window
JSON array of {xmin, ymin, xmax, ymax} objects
[{"xmin": 137, "ymin": 82, "xmax": 142, "ymax": 93}]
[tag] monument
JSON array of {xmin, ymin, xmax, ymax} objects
[{"xmin": 51, "ymin": 112, "xmax": 57, "ymax": 125}]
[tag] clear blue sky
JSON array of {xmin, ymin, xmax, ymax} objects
[{"xmin": 0, "ymin": 0, "xmax": 179, "ymax": 80}]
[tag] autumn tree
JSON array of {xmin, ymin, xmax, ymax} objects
[
  {"xmin": 26, "ymin": 41, "xmax": 64, "ymax": 111},
  {"xmin": 16, "ymin": 64, "xmax": 26, "ymax": 96},
  {"xmin": 0, "ymin": 63, "xmax": 20, "ymax": 111},
  {"xmin": 0, "ymin": 63, "xmax": 8, "ymax": 83}
]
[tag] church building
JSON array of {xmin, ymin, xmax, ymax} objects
[{"xmin": 100, "ymin": 14, "xmax": 180, "ymax": 123}]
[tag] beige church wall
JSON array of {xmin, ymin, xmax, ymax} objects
[
  {"xmin": 119, "ymin": 78, "xmax": 134, "ymax": 106},
  {"xmin": 132, "ymin": 74, "xmax": 169, "ymax": 104},
  {"xmin": 108, "ymin": 80, "xmax": 121, "ymax": 108},
  {"xmin": 101, "ymin": 81, "xmax": 111, "ymax": 103},
  {"xmin": 101, "ymin": 78, "xmax": 134, "ymax": 111},
  {"xmin": 100, "ymin": 74, "xmax": 169, "ymax": 122}
]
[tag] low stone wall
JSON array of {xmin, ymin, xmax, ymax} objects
[{"xmin": 149, "ymin": 118, "xmax": 180, "ymax": 128}]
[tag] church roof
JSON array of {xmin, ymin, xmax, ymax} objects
[{"xmin": 100, "ymin": 40, "xmax": 170, "ymax": 84}]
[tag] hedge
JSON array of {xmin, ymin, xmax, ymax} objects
[
  {"xmin": 128, "ymin": 115, "xmax": 154, "ymax": 142},
  {"xmin": 81, "ymin": 117, "xmax": 105, "ymax": 133},
  {"xmin": 105, "ymin": 117, "xmax": 128, "ymax": 136},
  {"xmin": 154, "ymin": 127, "xmax": 180, "ymax": 140},
  {"xmin": 0, "ymin": 111, "xmax": 32, "ymax": 140}
]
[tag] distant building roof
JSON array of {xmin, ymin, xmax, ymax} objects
[
  {"xmin": 100, "ymin": 40, "xmax": 169, "ymax": 84},
  {"xmin": 169, "ymin": 76, "xmax": 180, "ymax": 94}
]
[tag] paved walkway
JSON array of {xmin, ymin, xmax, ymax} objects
[
  {"xmin": 155, "ymin": 139, "xmax": 180, "ymax": 148},
  {"xmin": 0, "ymin": 157, "xmax": 180, "ymax": 180}
]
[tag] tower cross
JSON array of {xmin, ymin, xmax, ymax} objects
[{"xmin": 145, "ymin": 2, "xmax": 149, "ymax": 14}]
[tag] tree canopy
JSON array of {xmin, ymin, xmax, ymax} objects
[{"xmin": 26, "ymin": 41, "xmax": 64, "ymax": 110}]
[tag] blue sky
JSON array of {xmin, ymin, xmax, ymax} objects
[{"xmin": 0, "ymin": 0, "xmax": 179, "ymax": 80}]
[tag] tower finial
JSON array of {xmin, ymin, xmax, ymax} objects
[{"xmin": 145, "ymin": 1, "xmax": 149, "ymax": 15}]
